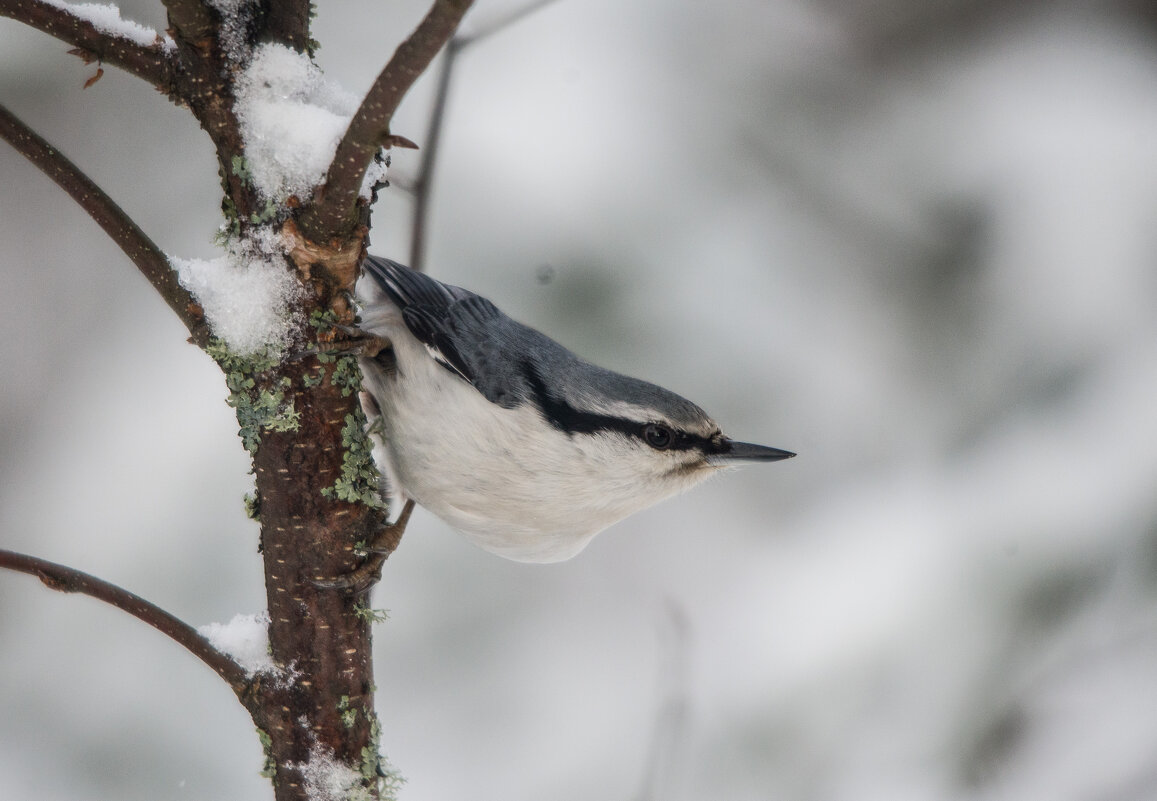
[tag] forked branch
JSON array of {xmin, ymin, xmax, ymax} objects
[
  {"xmin": 159, "ymin": 0, "xmax": 216, "ymax": 43},
  {"xmin": 297, "ymin": 0, "xmax": 475, "ymax": 243},
  {"xmin": 0, "ymin": 0, "xmax": 176, "ymax": 90},
  {"xmin": 0, "ymin": 549, "xmax": 250, "ymax": 695},
  {"xmin": 408, "ymin": 38, "xmax": 457, "ymax": 272},
  {"xmin": 0, "ymin": 103, "xmax": 208, "ymax": 343}
]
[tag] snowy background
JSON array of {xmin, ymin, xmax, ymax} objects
[{"xmin": 4, "ymin": 0, "xmax": 1157, "ymax": 799}]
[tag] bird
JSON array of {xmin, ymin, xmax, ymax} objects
[{"xmin": 352, "ymin": 255, "xmax": 794, "ymax": 563}]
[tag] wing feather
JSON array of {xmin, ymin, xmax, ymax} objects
[{"xmin": 362, "ymin": 256, "xmax": 532, "ymax": 408}]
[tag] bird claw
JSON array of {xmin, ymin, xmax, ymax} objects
[
  {"xmin": 320, "ymin": 325, "xmax": 392, "ymax": 359},
  {"xmin": 312, "ymin": 500, "xmax": 415, "ymax": 592},
  {"xmin": 288, "ymin": 326, "xmax": 392, "ymax": 362}
]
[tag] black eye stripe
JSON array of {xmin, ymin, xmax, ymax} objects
[{"xmin": 519, "ymin": 362, "xmax": 718, "ymax": 452}]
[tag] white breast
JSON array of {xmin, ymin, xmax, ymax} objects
[
  {"xmin": 356, "ymin": 284, "xmax": 712, "ymax": 562},
  {"xmin": 362, "ymin": 356, "xmax": 706, "ymax": 561}
]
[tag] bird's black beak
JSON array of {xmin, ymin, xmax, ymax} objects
[{"xmin": 714, "ymin": 440, "xmax": 796, "ymax": 463}]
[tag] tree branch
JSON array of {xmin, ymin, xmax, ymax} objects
[
  {"xmin": 258, "ymin": 0, "xmax": 312, "ymax": 52},
  {"xmin": 0, "ymin": 0, "xmax": 176, "ymax": 90},
  {"xmin": 455, "ymin": 0, "xmax": 562, "ymax": 48},
  {"xmin": 407, "ymin": 0, "xmax": 562, "ymax": 271},
  {"xmin": 0, "ymin": 102, "xmax": 209, "ymax": 343},
  {"xmin": 296, "ymin": 0, "xmax": 475, "ymax": 244},
  {"xmin": 0, "ymin": 549, "xmax": 250, "ymax": 695},
  {"xmin": 160, "ymin": 0, "xmax": 216, "ymax": 44},
  {"xmin": 408, "ymin": 39, "xmax": 458, "ymax": 272}
]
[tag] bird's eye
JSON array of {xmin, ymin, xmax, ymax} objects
[{"xmin": 643, "ymin": 424, "xmax": 674, "ymax": 450}]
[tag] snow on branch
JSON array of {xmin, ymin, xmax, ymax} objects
[
  {"xmin": 0, "ymin": 102, "xmax": 210, "ymax": 343},
  {"xmin": 296, "ymin": 0, "xmax": 475, "ymax": 243},
  {"xmin": 233, "ymin": 44, "xmax": 363, "ymax": 206},
  {"xmin": 198, "ymin": 611, "xmax": 278, "ymax": 678},
  {"xmin": 171, "ymin": 227, "xmax": 303, "ymax": 355},
  {"xmin": 0, "ymin": 0, "xmax": 176, "ymax": 89},
  {"xmin": 0, "ymin": 549, "xmax": 251, "ymax": 693}
]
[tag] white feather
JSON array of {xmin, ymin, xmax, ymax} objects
[{"xmin": 356, "ymin": 275, "xmax": 716, "ymax": 562}]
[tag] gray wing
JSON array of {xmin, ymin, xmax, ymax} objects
[{"xmin": 362, "ymin": 256, "xmax": 539, "ymax": 409}]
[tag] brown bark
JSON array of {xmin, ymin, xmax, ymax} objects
[
  {"xmin": 0, "ymin": 2, "xmax": 476, "ymax": 798},
  {"xmin": 297, "ymin": 0, "xmax": 475, "ymax": 245},
  {"xmin": 249, "ymin": 353, "xmax": 386, "ymax": 799}
]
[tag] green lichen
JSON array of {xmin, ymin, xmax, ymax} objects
[
  {"xmin": 338, "ymin": 695, "xmax": 358, "ymax": 729},
  {"xmin": 306, "ymin": 3, "xmax": 320, "ymax": 56},
  {"xmin": 302, "ymin": 366, "xmax": 326, "ymax": 388},
  {"xmin": 329, "ymin": 355, "xmax": 362, "ymax": 397},
  {"xmin": 257, "ymin": 727, "xmax": 276, "ymax": 779},
  {"xmin": 305, "ymin": 318, "xmax": 387, "ymax": 511},
  {"xmin": 207, "ymin": 339, "xmax": 301, "ymax": 456},
  {"xmin": 243, "ymin": 492, "xmax": 261, "ymax": 520},
  {"xmin": 231, "ymin": 154, "xmax": 253, "ymax": 183},
  {"xmin": 305, "ymin": 312, "xmax": 337, "ymax": 391},
  {"xmin": 218, "ymin": 196, "xmax": 242, "ymax": 240},
  {"xmin": 361, "ymin": 713, "xmax": 405, "ymax": 800},
  {"xmin": 321, "ymin": 405, "xmax": 385, "ymax": 509},
  {"xmin": 346, "ymin": 786, "xmax": 375, "ymax": 801},
  {"xmin": 249, "ymin": 197, "xmax": 280, "ymax": 226},
  {"xmin": 222, "ymin": 155, "xmax": 285, "ymax": 231},
  {"xmin": 309, "ymin": 308, "xmax": 338, "ymax": 332},
  {"xmin": 353, "ymin": 602, "xmax": 389, "ymax": 624}
]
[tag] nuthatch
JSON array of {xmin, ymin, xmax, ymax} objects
[{"xmin": 354, "ymin": 256, "xmax": 793, "ymax": 563}]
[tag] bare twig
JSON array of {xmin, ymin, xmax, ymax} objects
[
  {"xmin": 408, "ymin": 39, "xmax": 458, "ymax": 272},
  {"xmin": 0, "ymin": 549, "xmax": 250, "ymax": 694},
  {"xmin": 407, "ymin": 0, "xmax": 562, "ymax": 271},
  {"xmin": 0, "ymin": 102, "xmax": 209, "ymax": 343},
  {"xmin": 634, "ymin": 600, "xmax": 691, "ymax": 801},
  {"xmin": 455, "ymin": 0, "xmax": 562, "ymax": 48},
  {"xmin": 296, "ymin": 0, "xmax": 475, "ymax": 244},
  {"xmin": 0, "ymin": 0, "xmax": 176, "ymax": 90}
]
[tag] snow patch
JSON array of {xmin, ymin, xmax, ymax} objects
[
  {"xmin": 234, "ymin": 43, "xmax": 364, "ymax": 204},
  {"xmin": 298, "ymin": 743, "xmax": 364, "ymax": 801},
  {"xmin": 360, "ymin": 154, "xmax": 390, "ymax": 199},
  {"xmin": 198, "ymin": 611, "xmax": 275, "ymax": 677},
  {"xmin": 205, "ymin": 0, "xmax": 258, "ymax": 63},
  {"xmin": 42, "ymin": 0, "xmax": 174, "ymax": 49},
  {"xmin": 171, "ymin": 229, "xmax": 303, "ymax": 355}
]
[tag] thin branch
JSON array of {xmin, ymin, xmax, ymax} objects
[
  {"xmin": 406, "ymin": 0, "xmax": 562, "ymax": 271},
  {"xmin": 0, "ymin": 103, "xmax": 209, "ymax": 343},
  {"xmin": 296, "ymin": 0, "xmax": 475, "ymax": 243},
  {"xmin": 408, "ymin": 40, "xmax": 458, "ymax": 272},
  {"xmin": 0, "ymin": 0, "xmax": 176, "ymax": 90},
  {"xmin": 0, "ymin": 549, "xmax": 250, "ymax": 694},
  {"xmin": 455, "ymin": 0, "xmax": 562, "ymax": 49},
  {"xmin": 634, "ymin": 600, "xmax": 691, "ymax": 801}
]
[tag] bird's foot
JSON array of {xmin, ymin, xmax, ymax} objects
[
  {"xmin": 312, "ymin": 500, "xmax": 415, "ymax": 593},
  {"xmin": 319, "ymin": 324, "xmax": 392, "ymax": 359},
  {"xmin": 289, "ymin": 325, "xmax": 392, "ymax": 361}
]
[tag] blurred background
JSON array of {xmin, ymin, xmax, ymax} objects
[{"xmin": 4, "ymin": 0, "xmax": 1157, "ymax": 798}]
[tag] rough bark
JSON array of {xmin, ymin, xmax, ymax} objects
[{"xmin": 0, "ymin": 1, "xmax": 471, "ymax": 799}]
